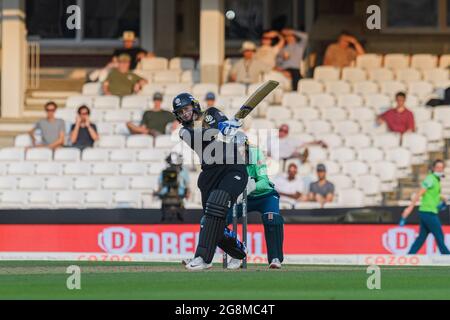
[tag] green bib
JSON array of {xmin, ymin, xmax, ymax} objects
[{"xmin": 419, "ymin": 173, "xmax": 441, "ymax": 214}]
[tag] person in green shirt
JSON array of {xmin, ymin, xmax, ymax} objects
[
  {"xmin": 126, "ymin": 92, "xmax": 176, "ymax": 137},
  {"xmin": 102, "ymin": 54, "xmax": 147, "ymax": 97},
  {"xmin": 400, "ymin": 159, "xmax": 450, "ymax": 254}
]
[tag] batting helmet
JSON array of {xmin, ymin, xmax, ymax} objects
[{"xmin": 172, "ymin": 93, "xmax": 202, "ymax": 124}]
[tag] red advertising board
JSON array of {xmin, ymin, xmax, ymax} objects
[{"xmin": 0, "ymin": 224, "xmax": 449, "ymax": 255}]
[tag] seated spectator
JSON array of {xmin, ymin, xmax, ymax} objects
[
  {"xmin": 268, "ymin": 124, "xmax": 327, "ymax": 164},
  {"xmin": 275, "ymin": 28, "xmax": 308, "ymax": 90},
  {"xmin": 112, "ymin": 31, "xmax": 149, "ymax": 70},
  {"xmin": 377, "ymin": 92, "xmax": 415, "ymax": 134},
  {"xmin": 28, "ymin": 101, "xmax": 65, "ymax": 150},
  {"xmin": 127, "ymin": 92, "xmax": 176, "ymax": 137},
  {"xmin": 273, "ymin": 163, "xmax": 306, "ymax": 207},
  {"xmin": 229, "ymin": 41, "xmax": 271, "ymax": 84},
  {"xmin": 70, "ymin": 105, "xmax": 99, "ymax": 150},
  {"xmin": 323, "ymin": 31, "xmax": 365, "ymax": 68},
  {"xmin": 255, "ymin": 30, "xmax": 285, "ymax": 69},
  {"xmin": 102, "ymin": 54, "xmax": 148, "ymax": 97},
  {"xmin": 205, "ymin": 92, "xmax": 216, "ymax": 109},
  {"xmin": 308, "ymin": 164, "xmax": 335, "ymax": 207}
]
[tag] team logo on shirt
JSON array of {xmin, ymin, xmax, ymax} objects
[{"xmin": 204, "ymin": 114, "xmax": 215, "ymax": 124}]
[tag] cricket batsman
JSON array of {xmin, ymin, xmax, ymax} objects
[
  {"xmin": 400, "ymin": 159, "xmax": 450, "ymax": 254},
  {"xmin": 226, "ymin": 144, "xmax": 284, "ymax": 269},
  {"xmin": 172, "ymin": 93, "xmax": 248, "ymax": 270}
]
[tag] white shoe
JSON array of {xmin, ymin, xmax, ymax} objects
[
  {"xmin": 181, "ymin": 258, "xmax": 192, "ymax": 266},
  {"xmin": 269, "ymin": 258, "xmax": 282, "ymax": 269},
  {"xmin": 227, "ymin": 258, "xmax": 242, "ymax": 270},
  {"xmin": 185, "ymin": 256, "xmax": 212, "ymax": 271}
]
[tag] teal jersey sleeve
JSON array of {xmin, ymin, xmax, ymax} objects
[
  {"xmin": 247, "ymin": 147, "xmax": 274, "ymax": 196},
  {"xmin": 422, "ymin": 175, "xmax": 435, "ymax": 189}
]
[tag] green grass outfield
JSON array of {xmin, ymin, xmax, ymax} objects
[{"xmin": 0, "ymin": 261, "xmax": 449, "ymax": 300}]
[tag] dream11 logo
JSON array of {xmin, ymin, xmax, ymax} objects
[{"xmin": 98, "ymin": 227, "xmax": 137, "ymax": 254}]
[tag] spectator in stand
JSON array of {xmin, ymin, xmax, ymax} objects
[
  {"xmin": 112, "ymin": 31, "xmax": 149, "ymax": 70},
  {"xmin": 377, "ymin": 92, "xmax": 415, "ymax": 134},
  {"xmin": 127, "ymin": 92, "xmax": 176, "ymax": 137},
  {"xmin": 275, "ymin": 28, "xmax": 308, "ymax": 91},
  {"xmin": 229, "ymin": 41, "xmax": 271, "ymax": 84},
  {"xmin": 308, "ymin": 164, "xmax": 335, "ymax": 207},
  {"xmin": 204, "ymin": 92, "xmax": 216, "ymax": 109},
  {"xmin": 28, "ymin": 101, "xmax": 65, "ymax": 150},
  {"xmin": 70, "ymin": 105, "xmax": 99, "ymax": 150},
  {"xmin": 273, "ymin": 163, "xmax": 306, "ymax": 208},
  {"xmin": 268, "ymin": 124, "xmax": 327, "ymax": 164},
  {"xmin": 323, "ymin": 31, "xmax": 365, "ymax": 68},
  {"xmin": 102, "ymin": 54, "xmax": 148, "ymax": 97},
  {"xmin": 255, "ymin": 30, "xmax": 285, "ymax": 69}
]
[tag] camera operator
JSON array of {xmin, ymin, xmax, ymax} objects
[{"xmin": 155, "ymin": 152, "xmax": 190, "ymax": 221}]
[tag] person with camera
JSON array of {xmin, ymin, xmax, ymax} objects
[{"xmin": 155, "ymin": 152, "xmax": 190, "ymax": 222}]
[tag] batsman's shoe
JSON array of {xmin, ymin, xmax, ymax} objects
[
  {"xmin": 185, "ymin": 256, "xmax": 212, "ymax": 271},
  {"xmin": 269, "ymin": 258, "xmax": 282, "ymax": 269},
  {"xmin": 227, "ymin": 258, "xmax": 242, "ymax": 270},
  {"xmin": 181, "ymin": 258, "xmax": 192, "ymax": 266}
]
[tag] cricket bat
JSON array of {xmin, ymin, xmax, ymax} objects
[{"xmin": 233, "ymin": 80, "xmax": 279, "ymax": 121}]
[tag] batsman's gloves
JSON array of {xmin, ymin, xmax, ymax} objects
[
  {"xmin": 218, "ymin": 119, "xmax": 242, "ymax": 137},
  {"xmin": 399, "ymin": 217, "xmax": 406, "ymax": 227}
]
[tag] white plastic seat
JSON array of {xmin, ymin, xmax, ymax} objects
[
  {"xmin": 385, "ymin": 147, "xmax": 412, "ymax": 177},
  {"xmin": 305, "ymin": 120, "xmax": 332, "ymax": 135},
  {"xmin": 55, "ymin": 108, "xmax": 76, "ymax": 122},
  {"xmin": 120, "ymin": 163, "xmax": 147, "ymax": 176},
  {"xmin": 136, "ymin": 149, "xmax": 166, "ymax": 162},
  {"xmin": 165, "ymin": 83, "xmax": 192, "ymax": 96},
  {"xmin": 103, "ymin": 110, "xmax": 132, "ymax": 123},
  {"xmin": 320, "ymin": 107, "xmax": 348, "ymax": 122},
  {"xmin": 97, "ymin": 135, "xmax": 126, "ymax": 149},
  {"xmin": 328, "ymin": 174, "xmax": 353, "ymax": 190},
  {"xmin": 368, "ymin": 68, "xmax": 394, "ymax": 82},
  {"xmin": 344, "ymin": 134, "xmax": 371, "ymax": 148},
  {"xmin": 103, "ymin": 176, "xmax": 129, "ymax": 190},
  {"xmin": 84, "ymin": 191, "xmax": 112, "ymax": 208},
  {"xmin": 28, "ymin": 191, "xmax": 55, "ymax": 208},
  {"xmin": 14, "ymin": 134, "xmax": 33, "ymax": 147},
  {"xmin": 0, "ymin": 177, "xmax": 18, "ymax": 190},
  {"xmin": 130, "ymin": 176, "xmax": 158, "ymax": 190},
  {"xmin": 355, "ymin": 175, "xmax": 382, "ymax": 204},
  {"xmin": 0, "ymin": 148, "xmax": 25, "ymax": 162},
  {"xmin": 35, "ymin": 162, "xmax": 62, "ymax": 176},
  {"xmin": 266, "ymin": 106, "xmax": 292, "ymax": 121},
  {"xmin": 357, "ymin": 147, "xmax": 384, "ymax": 163},
  {"xmin": 149, "ymin": 162, "xmax": 167, "ymax": 175},
  {"xmin": 324, "ymin": 80, "xmax": 351, "ymax": 95},
  {"xmin": 114, "ymin": 191, "xmax": 141, "ymax": 208},
  {"xmin": 333, "ymin": 120, "xmax": 360, "ymax": 135},
  {"xmin": 82, "ymin": 82, "xmax": 103, "ymax": 96},
  {"xmin": 56, "ymin": 191, "xmax": 84, "ymax": 208},
  {"xmin": 384, "ymin": 54, "xmax": 410, "ymax": 70},
  {"xmin": 411, "ymin": 107, "xmax": 432, "ymax": 123},
  {"xmin": 82, "ymin": 148, "xmax": 109, "ymax": 162},
  {"xmin": 411, "ymin": 54, "xmax": 437, "ymax": 71},
  {"xmin": 140, "ymin": 57, "xmax": 169, "ymax": 70},
  {"xmin": 0, "ymin": 163, "xmax": 6, "ymax": 175},
  {"xmin": 356, "ymin": 54, "xmax": 382, "ymax": 70},
  {"xmin": 404, "ymin": 95, "xmax": 420, "ymax": 108},
  {"xmin": 313, "ymin": 66, "xmax": 340, "ymax": 81},
  {"xmin": 306, "ymin": 146, "xmax": 328, "ymax": 162},
  {"xmin": 18, "ymin": 177, "xmax": 45, "ymax": 190},
  {"xmin": 66, "ymin": 95, "xmax": 94, "ymax": 109},
  {"xmin": 93, "ymin": 96, "xmax": 120, "ymax": 109},
  {"xmin": 220, "ymin": 83, "xmax": 246, "ymax": 96},
  {"xmin": 54, "ymin": 148, "xmax": 80, "ymax": 162},
  {"xmin": 379, "ymin": 80, "xmax": 407, "ymax": 98},
  {"xmin": 121, "ymin": 95, "xmax": 149, "ymax": 109},
  {"xmin": 407, "ymin": 81, "xmax": 433, "ymax": 100},
  {"xmin": 364, "ymin": 93, "xmax": 391, "ymax": 110},
  {"xmin": 352, "ymin": 81, "xmax": 379, "ymax": 95},
  {"xmin": 338, "ymin": 189, "xmax": 365, "ymax": 207},
  {"xmin": 401, "ymin": 133, "xmax": 428, "ymax": 164},
  {"xmin": 439, "ymin": 54, "xmax": 450, "ymax": 69},
  {"xmin": 155, "ymin": 135, "xmax": 177, "ymax": 149},
  {"xmin": 64, "ymin": 162, "xmax": 90, "ymax": 176},
  {"xmin": 0, "ymin": 191, "xmax": 28, "ymax": 208},
  {"xmin": 297, "ymin": 79, "xmax": 323, "ymax": 94},
  {"xmin": 309, "ymin": 93, "xmax": 335, "ymax": 108},
  {"xmin": 73, "ymin": 176, "xmax": 100, "ymax": 190},
  {"xmin": 417, "ymin": 120, "xmax": 444, "ymax": 152},
  {"xmin": 182, "ymin": 69, "xmax": 200, "ymax": 84},
  {"xmin": 433, "ymin": 106, "xmax": 450, "ymax": 138},
  {"xmin": 169, "ymin": 57, "xmax": 195, "ymax": 70},
  {"xmin": 337, "ymin": 94, "xmax": 363, "ymax": 108},
  {"xmin": 341, "ymin": 161, "xmax": 370, "ymax": 178},
  {"xmin": 248, "ymin": 82, "xmax": 282, "ymax": 104},
  {"xmin": 314, "ymin": 133, "xmax": 343, "ymax": 148},
  {"xmin": 348, "ymin": 107, "xmax": 376, "ymax": 122},
  {"xmin": 110, "ymin": 149, "xmax": 134, "ymax": 162},
  {"xmin": 372, "ymin": 132, "xmax": 401, "ymax": 149},
  {"xmin": 8, "ymin": 162, "xmax": 34, "ymax": 175},
  {"xmin": 422, "ymin": 68, "xmax": 449, "ymax": 85},
  {"xmin": 140, "ymin": 83, "xmax": 165, "ymax": 96},
  {"xmin": 263, "ymin": 71, "xmax": 291, "ymax": 91},
  {"xmin": 329, "ymin": 147, "xmax": 356, "ymax": 163},
  {"xmin": 46, "ymin": 177, "xmax": 73, "ymax": 191},
  {"xmin": 25, "ymin": 148, "xmax": 53, "ymax": 162},
  {"xmin": 251, "ymin": 119, "xmax": 276, "ymax": 130},
  {"xmin": 342, "ymin": 67, "xmax": 367, "ymax": 83},
  {"xmin": 91, "ymin": 163, "xmax": 119, "ymax": 176},
  {"xmin": 395, "ymin": 68, "xmax": 422, "ymax": 83},
  {"xmin": 370, "ymin": 161, "xmax": 398, "ymax": 192},
  {"xmin": 282, "ymin": 93, "xmax": 308, "ymax": 108},
  {"xmin": 193, "ymin": 83, "xmax": 219, "ymax": 98},
  {"xmin": 126, "ymin": 135, "xmax": 154, "ymax": 148},
  {"xmin": 292, "ymin": 107, "xmax": 320, "ymax": 121},
  {"xmin": 317, "ymin": 161, "xmax": 341, "ymax": 175}
]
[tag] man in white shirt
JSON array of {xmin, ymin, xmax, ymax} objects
[
  {"xmin": 255, "ymin": 30, "xmax": 285, "ymax": 69},
  {"xmin": 272, "ymin": 163, "xmax": 305, "ymax": 208}
]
